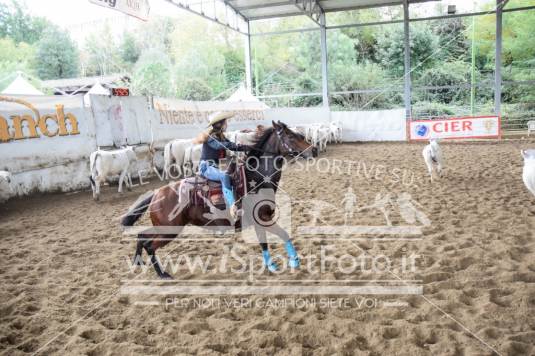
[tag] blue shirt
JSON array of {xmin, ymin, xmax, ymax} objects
[{"xmin": 200, "ymin": 135, "xmax": 245, "ymax": 165}]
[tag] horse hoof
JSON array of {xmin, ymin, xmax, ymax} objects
[
  {"xmin": 159, "ymin": 272, "xmax": 173, "ymax": 279},
  {"xmin": 266, "ymin": 263, "xmax": 278, "ymax": 273},
  {"xmin": 289, "ymin": 256, "xmax": 300, "ymax": 269},
  {"xmin": 132, "ymin": 258, "xmax": 144, "ymax": 267}
]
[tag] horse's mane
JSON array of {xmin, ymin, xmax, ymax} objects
[{"xmin": 251, "ymin": 127, "xmax": 274, "ymax": 150}]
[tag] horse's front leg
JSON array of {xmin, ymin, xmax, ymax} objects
[{"xmin": 266, "ymin": 224, "xmax": 300, "ymax": 269}]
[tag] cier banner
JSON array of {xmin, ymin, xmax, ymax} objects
[
  {"xmin": 89, "ymin": 0, "xmax": 150, "ymax": 21},
  {"xmin": 408, "ymin": 116, "xmax": 501, "ymax": 141}
]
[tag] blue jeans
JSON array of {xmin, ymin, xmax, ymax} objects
[{"xmin": 199, "ymin": 161, "xmax": 235, "ymax": 207}]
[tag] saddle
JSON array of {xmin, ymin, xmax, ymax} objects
[{"xmin": 182, "ymin": 162, "xmax": 247, "ymax": 208}]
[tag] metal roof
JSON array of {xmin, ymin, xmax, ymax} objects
[{"xmin": 227, "ymin": 0, "xmax": 439, "ymax": 22}]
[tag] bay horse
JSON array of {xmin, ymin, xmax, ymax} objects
[{"xmin": 121, "ymin": 121, "xmax": 315, "ymax": 279}]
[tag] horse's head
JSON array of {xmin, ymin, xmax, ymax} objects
[{"xmin": 272, "ymin": 120, "xmax": 315, "ymax": 159}]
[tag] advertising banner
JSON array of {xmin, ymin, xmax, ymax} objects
[
  {"xmin": 89, "ymin": 0, "xmax": 150, "ymax": 21},
  {"xmin": 408, "ymin": 116, "xmax": 501, "ymax": 141},
  {"xmin": 153, "ymin": 98, "xmax": 267, "ymax": 127}
]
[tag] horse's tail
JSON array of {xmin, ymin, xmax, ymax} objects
[{"xmin": 121, "ymin": 191, "xmax": 154, "ymax": 226}]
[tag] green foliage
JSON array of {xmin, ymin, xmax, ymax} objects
[
  {"xmin": 330, "ymin": 62, "xmax": 392, "ymax": 109},
  {"xmin": 432, "ymin": 18, "xmax": 469, "ymax": 62},
  {"xmin": 120, "ymin": 33, "xmax": 141, "ymax": 66},
  {"xmin": 222, "ymin": 50, "xmax": 244, "ymax": 87},
  {"xmin": 0, "ymin": 37, "xmax": 37, "ymax": 90},
  {"xmin": 1, "ymin": 1, "xmax": 534, "ymax": 113},
  {"xmin": 376, "ymin": 23, "xmax": 439, "ymax": 78},
  {"xmin": 35, "ymin": 27, "xmax": 79, "ymax": 80},
  {"xmin": 176, "ymin": 79, "xmax": 213, "ymax": 101},
  {"xmin": 83, "ymin": 24, "xmax": 123, "ymax": 76},
  {"xmin": 412, "ymin": 101, "xmax": 455, "ymax": 118},
  {"xmin": 416, "ymin": 61, "xmax": 471, "ymax": 104},
  {"xmin": 131, "ymin": 49, "xmax": 173, "ymax": 97},
  {"xmin": 0, "ymin": 0, "xmax": 51, "ymax": 44}
]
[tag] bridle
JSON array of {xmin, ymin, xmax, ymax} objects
[{"xmin": 246, "ymin": 129, "xmax": 301, "ymax": 157}]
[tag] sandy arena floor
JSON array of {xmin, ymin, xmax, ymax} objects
[{"xmin": 1, "ymin": 141, "xmax": 535, "ymax": 356}]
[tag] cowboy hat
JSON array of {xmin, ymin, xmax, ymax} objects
[{"xmin": 207, "ymin": 111, "xmax": 234, "ymax": 127}]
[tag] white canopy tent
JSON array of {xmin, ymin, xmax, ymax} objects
[
  {"xmin": 225, "ymin": 84, "xmax": 269, "ymax": 109},
  {"xmin": 1, "ymin": 74, "xmax": 44, "ymax": 95},
  {"xmin": 83, "ymin": 82, "xmax": 110, "ymax": 107}
]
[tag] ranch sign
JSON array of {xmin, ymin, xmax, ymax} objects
[
  {"xmin": 0, "ymin": 96, "xmax": 81, "ymax": 143},
  {"xmin": 408, "ymin": 116, "xmax": 501, "ymax": 141}
]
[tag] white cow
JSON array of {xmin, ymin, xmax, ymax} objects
[
  {"xmin": 0, "ymin": 171, "xmax": 12, "ymax": 203},
  {"xmin": 329, "ymin": 121, "xmax": 343, "ymax": 143},
  {"xmin": 89, "ymin": 146, "xmax": 137, "ymax": 200},
  {"xmin": 227, "ymin": 130, "xmax": 257, "ymax": 145},
  {"xmin": 228, "ymin": 126, "xmax": 265, "ymax": 145},
  {"xmin": 163, "ymin": 139, "xmax": 192, "ymax": 179},
  {"xmin": 521, "ymin": 149, "xmax": 535, "ymax": 197},
  {"xmin": 290, "ymin": 126, "xmax": 308, "ymax": 138},
  {"xmin": 422, "ymin": 139, "xmax": 443, "ymax": 181},
  {"xmin": 184, "ymin": 143, "xmax": 202, "ymax": 177},
  {"xmin": 312, "ymin": 125, "xmax": 330, "ymax": 152}
]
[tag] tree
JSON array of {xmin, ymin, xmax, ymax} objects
[
  {"xmin": 83, "ymin": 23, "xmax": 123, "ymax": 76},
  {"xmin": 433, "ymin": 18, "xmax": 469, "ymax": 62},
  {"xmin": 416, "ymin": 61, "xmax": 470, "ymax": 104},
  {"xmin": 222, "ymin": 50, "xmax": 244, "ymax": 88},
  {"xmin": 120, "ymin": 32, "xmax": 141, "ymax": 66},
  {"xmin": 0, "ymin": 0, "xmax": 50, "ymax": 44},
  {"xmin": 176, "ymin": 79, "xmax": 212, "ymax": 101},
  {"xmin": 131, "ymin": 49, "xmax": 173, "ymax": 97},
  {"xmin": 35, "ymin": 27, "xmax": 79, "ymax": 80},
  {"xmin": 330, "ymin": 62, "xmax": 391, "ymax": 109},
  {"xmin": 376, "ymin": 23, "xmax": 439, "ymax": 78},
  {"xmin": 0, "ymin": 37, "xmax": 37, "ymax": 91}
]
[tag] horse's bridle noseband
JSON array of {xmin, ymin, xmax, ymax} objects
[{"xmin": 275, "ymin": 129, "xmax": 302, "ymax": 157}]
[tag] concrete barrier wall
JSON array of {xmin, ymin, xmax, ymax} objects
[
  {"xmin": 0, "ymin": 95, "xmax": 97, "ymax": 197},
  {"xmin": 332, "ymin": 109, "xmax": 406, "ymax": 142}
]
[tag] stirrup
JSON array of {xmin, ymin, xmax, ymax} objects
[{"xmin": 229, "ymin": 204, "xmax": 242, "ymax": 220}]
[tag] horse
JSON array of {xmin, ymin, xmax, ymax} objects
[{"xmin": 121, "ymin": 121, "xmax": 315, "ymax": 279}]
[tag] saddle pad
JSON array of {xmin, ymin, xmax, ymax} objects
[{"xmin": 183, "ymin": 175, "xmax": 225, "ymax": 206}]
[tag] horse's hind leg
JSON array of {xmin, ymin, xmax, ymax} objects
[
  {"xmin": 266, "ymin": 223, "xmax": 300, "ymax": 269},
  {"xmin": 255, "ymin": 226, "xmax": 278, "ymax": 272},
  {"xmin": 132, "ymin": 235, "xmax": 145, "ymax": 266}
]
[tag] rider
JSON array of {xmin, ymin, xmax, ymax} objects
[{"xmin": 196, "ymin": 111, "xmax": 249, "ymax": 219}]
